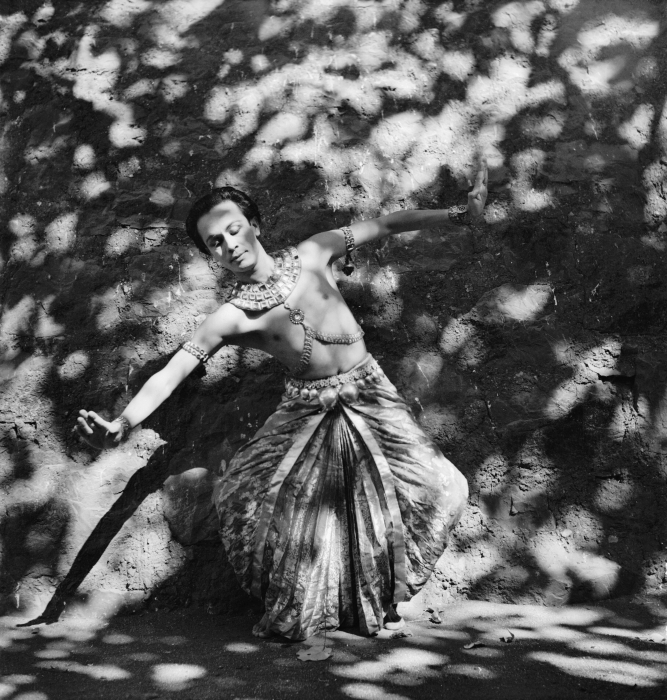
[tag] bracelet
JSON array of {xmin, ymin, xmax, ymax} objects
[
  {"xmin": 114, "ymin": 415, "xmax": 132, "ymax": 442},
  {"xmin": 182, "ymin": 341, "xmax": 210, "ymax": 363},
  {"xmin": 341, "ymin": 226, "xmax": 355, "ymax": 276},
  {"xmin": 448, "ymin": 205, "xmax": 484, "ymax": 231},
  {"xmin": 447, "ymin": 205, "xmax": 468, "ymax": 224}
]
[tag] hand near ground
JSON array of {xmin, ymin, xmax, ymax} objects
[
  {"xmin": 75, "ymin": 410, "xmax": 123, "ymax": 450},
  {"xmin": 467, "ymin": 158, "xmax": 488, "ymax": 224}
]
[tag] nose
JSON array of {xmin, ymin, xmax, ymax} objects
[{"xmin": 219, "ymin": 232, "xmax": 238, "ymax": 255}]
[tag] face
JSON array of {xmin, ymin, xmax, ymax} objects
[{"xmin": 197, "ymin": 200, "xmax": 261, "ymax": 274}]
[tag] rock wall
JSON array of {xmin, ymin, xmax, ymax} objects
[{"xmin": 1, "ymin": 0, "xmax": 666, "ymax": 617}]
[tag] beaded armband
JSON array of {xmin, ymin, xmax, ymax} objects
[
  {"xmin": 182, "ymin": 341, "xmax": 210, "ymax": 364},
  {"xmin": 114, "ymin": 415, "xmax": 132, "ymax": 443},
  {"xmin": 341, "ymin": 226, "xmax": 355, "ymax": 276}
]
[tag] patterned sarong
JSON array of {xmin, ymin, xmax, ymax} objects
[{"xmin": 213, "ymin": 356, "xmax": 468, "ymax": 640}]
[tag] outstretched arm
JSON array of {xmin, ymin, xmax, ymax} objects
[
  {"xmin": 76, "ymin": 303, "xmax": 242, "ymax": 449},
  {"xmin": 306, "ymin": 160, "xmax": 488, "ymax": 263}
]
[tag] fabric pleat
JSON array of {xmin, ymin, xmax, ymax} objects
[{"xmin": 214, "ymin": 357, "xmax": 468, "ymax": 640}]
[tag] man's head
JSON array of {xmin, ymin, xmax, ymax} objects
[
  {"xmin": 186, "ymin": 187, "xmax": 266, "ymax": 276},
  {"xmin": 185, "ymin": 187, "xmax": 262, "ymax": 256}
]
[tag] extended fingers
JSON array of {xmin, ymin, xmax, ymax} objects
[
  {"xmin": 76, "ymin": 409, "xmax": 110, "ymax": 435},
  {"xmin": 87, "ymin": 410, "xmax": 111, "ymax": 430},
  {"xmin": 77, "ymin": 416, "xmax": 94, "ymax": 435}
]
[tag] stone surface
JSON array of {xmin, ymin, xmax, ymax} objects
[{"xmin": 1, "ymin": 0, "xmax": 666, "ymax": 619}]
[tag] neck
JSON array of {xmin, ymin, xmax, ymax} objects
[{"xmin": 235, "ymin": 247, "xmax": 274, "ymax": 284}]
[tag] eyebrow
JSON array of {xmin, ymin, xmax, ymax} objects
[{"xmin": 205, "ymin": 219, "xmax": 241, "ymax": 244}]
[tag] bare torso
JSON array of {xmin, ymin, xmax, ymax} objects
[{"xmin": 221, "ymin": 241, "xmax": 367, "ymax": 379}]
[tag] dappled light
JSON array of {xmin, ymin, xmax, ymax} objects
[
  {"xmin": 151, "ymin": 662, "xmax": 207, "ymax": 690},
  {"xmin": 0, "ymin": 4, "xmax": 666, "ymax": 698},
  {"xmin": 1, "ymin": 600, "xmax": 665, "ymax": 698}
]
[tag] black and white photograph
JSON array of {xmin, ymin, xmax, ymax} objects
[{"xmin": 0, "ymin": 1, "xmax": 666, "ymax": 698}]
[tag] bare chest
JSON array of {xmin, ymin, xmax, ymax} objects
[{"xmin": 236, "ymin": 270, "xmax": 359, "ymax": 357}]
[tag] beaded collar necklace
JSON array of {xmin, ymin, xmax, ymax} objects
[{"xmin": 229, "ymin": 246, "xmax": 301, "ymax": 312}]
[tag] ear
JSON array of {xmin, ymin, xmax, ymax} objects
[{"xmin": 250, "ymin": 218, "xmax": 260, "ymax": 236}]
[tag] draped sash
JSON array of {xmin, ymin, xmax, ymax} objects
[{"xmin": 214, "ymin": 358, "xmax": 468, "ymax": 640}]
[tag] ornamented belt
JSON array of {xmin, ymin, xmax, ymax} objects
[{"xmin": 284, "ymin": 357, "xmax": 384, "ymax": 410}]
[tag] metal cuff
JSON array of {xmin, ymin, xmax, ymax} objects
[
  {"xmin": 448, "ymin": 205, "xmax": 484, "ymax": 230},
  {"xmin": 341, "ymin": 226, "xmax": 355, "ymax": 276},
  {"xmin": 114, "ymin": 415, "xmax": 132, "ymax": 442},
  {"xmin": 182, "ymin": 341, "xmax": 210, "ymax": 363},
  {"xmin": 447, "ymin": 205, "xmax": 468, "ymax": 224}
]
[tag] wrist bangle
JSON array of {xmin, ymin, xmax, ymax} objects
[
  {"xmin": 447, "ymin": 205, "xmax": 468, "ymax": 224},
  {"xmin": 114, "ymin": 415, "xmax": 132, "ymax": 442},
  {"xmin": 448, "ymin": 205, "xmax": 484, "ymax": 230}
]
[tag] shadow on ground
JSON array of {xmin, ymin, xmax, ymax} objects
[{"xmin": 1, "ymin": 598, "xmax": 666, "ymax": 700}]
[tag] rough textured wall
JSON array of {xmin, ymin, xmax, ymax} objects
[{"xmin": 1, "ymin": 0, "xmax": 667, "ymax": 618}]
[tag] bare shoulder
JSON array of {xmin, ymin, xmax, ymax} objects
[
  {"xmin": 297, "ymin": 216, "xmax": 388, "ymax": 266},
  {"xmin": 196, "ymin": 302, "xmax": 246, "ymax": 341},
  {"xmin": 297, "ymin": 229, "xmax": 343, "ymax": 268},
  {"xmin": 207, "ymin": 301, "xmax": 246, "ymax": 327}
]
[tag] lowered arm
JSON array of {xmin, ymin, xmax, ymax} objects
[{"xmin": 76, "ymin": 303, "xmax": 242, "ymax": 448}]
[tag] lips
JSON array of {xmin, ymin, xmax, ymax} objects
[{"xmin": 230, "ymin": 251, "xmax": 245, "ymax": 264}]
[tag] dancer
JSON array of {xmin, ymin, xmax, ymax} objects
[{"xmin": 77, "ymin": 163, "xmax": 487, "ymax": 640}]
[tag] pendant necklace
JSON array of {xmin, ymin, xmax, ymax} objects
[
  {"xmin": 228, "ymin": 245, "xmax": 363, "ymax": 375},
  {"xmin": 229, "ymin": 246, "xmax": 301, "ymax": 312}
]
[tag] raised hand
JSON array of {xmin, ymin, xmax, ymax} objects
[
  {"xmin": 467, "ymin": 157, "xmax": 488, "ymax": 223},
  {"xmin": 76, "ymin": 410, "xmax": 123, "ymax": 450}
]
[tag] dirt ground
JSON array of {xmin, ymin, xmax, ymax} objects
[{"xmin": 2, "ymin": 598, "xmax": 667, "ymax": 700}]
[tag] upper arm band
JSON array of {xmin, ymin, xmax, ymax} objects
[
  {"xmin": 341, "ymin": 226, "xmax": 355, "ymax": 276},
  {"xmin": 182, "ymin": 341, "xmax": 211, "ymax": 364}
]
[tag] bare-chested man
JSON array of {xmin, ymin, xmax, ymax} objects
[{"xmin": 77, "ymin": 163, "xmax": 488, "ymax": 640}]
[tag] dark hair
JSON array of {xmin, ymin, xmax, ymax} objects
[{"xmin": 185, "ymin": 187, "xmax": 262, "ymax": 255}]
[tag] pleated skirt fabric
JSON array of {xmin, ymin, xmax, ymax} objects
[{"xmin": 213, "ymin": 358, "xmax": 468, "ymax": 640}]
